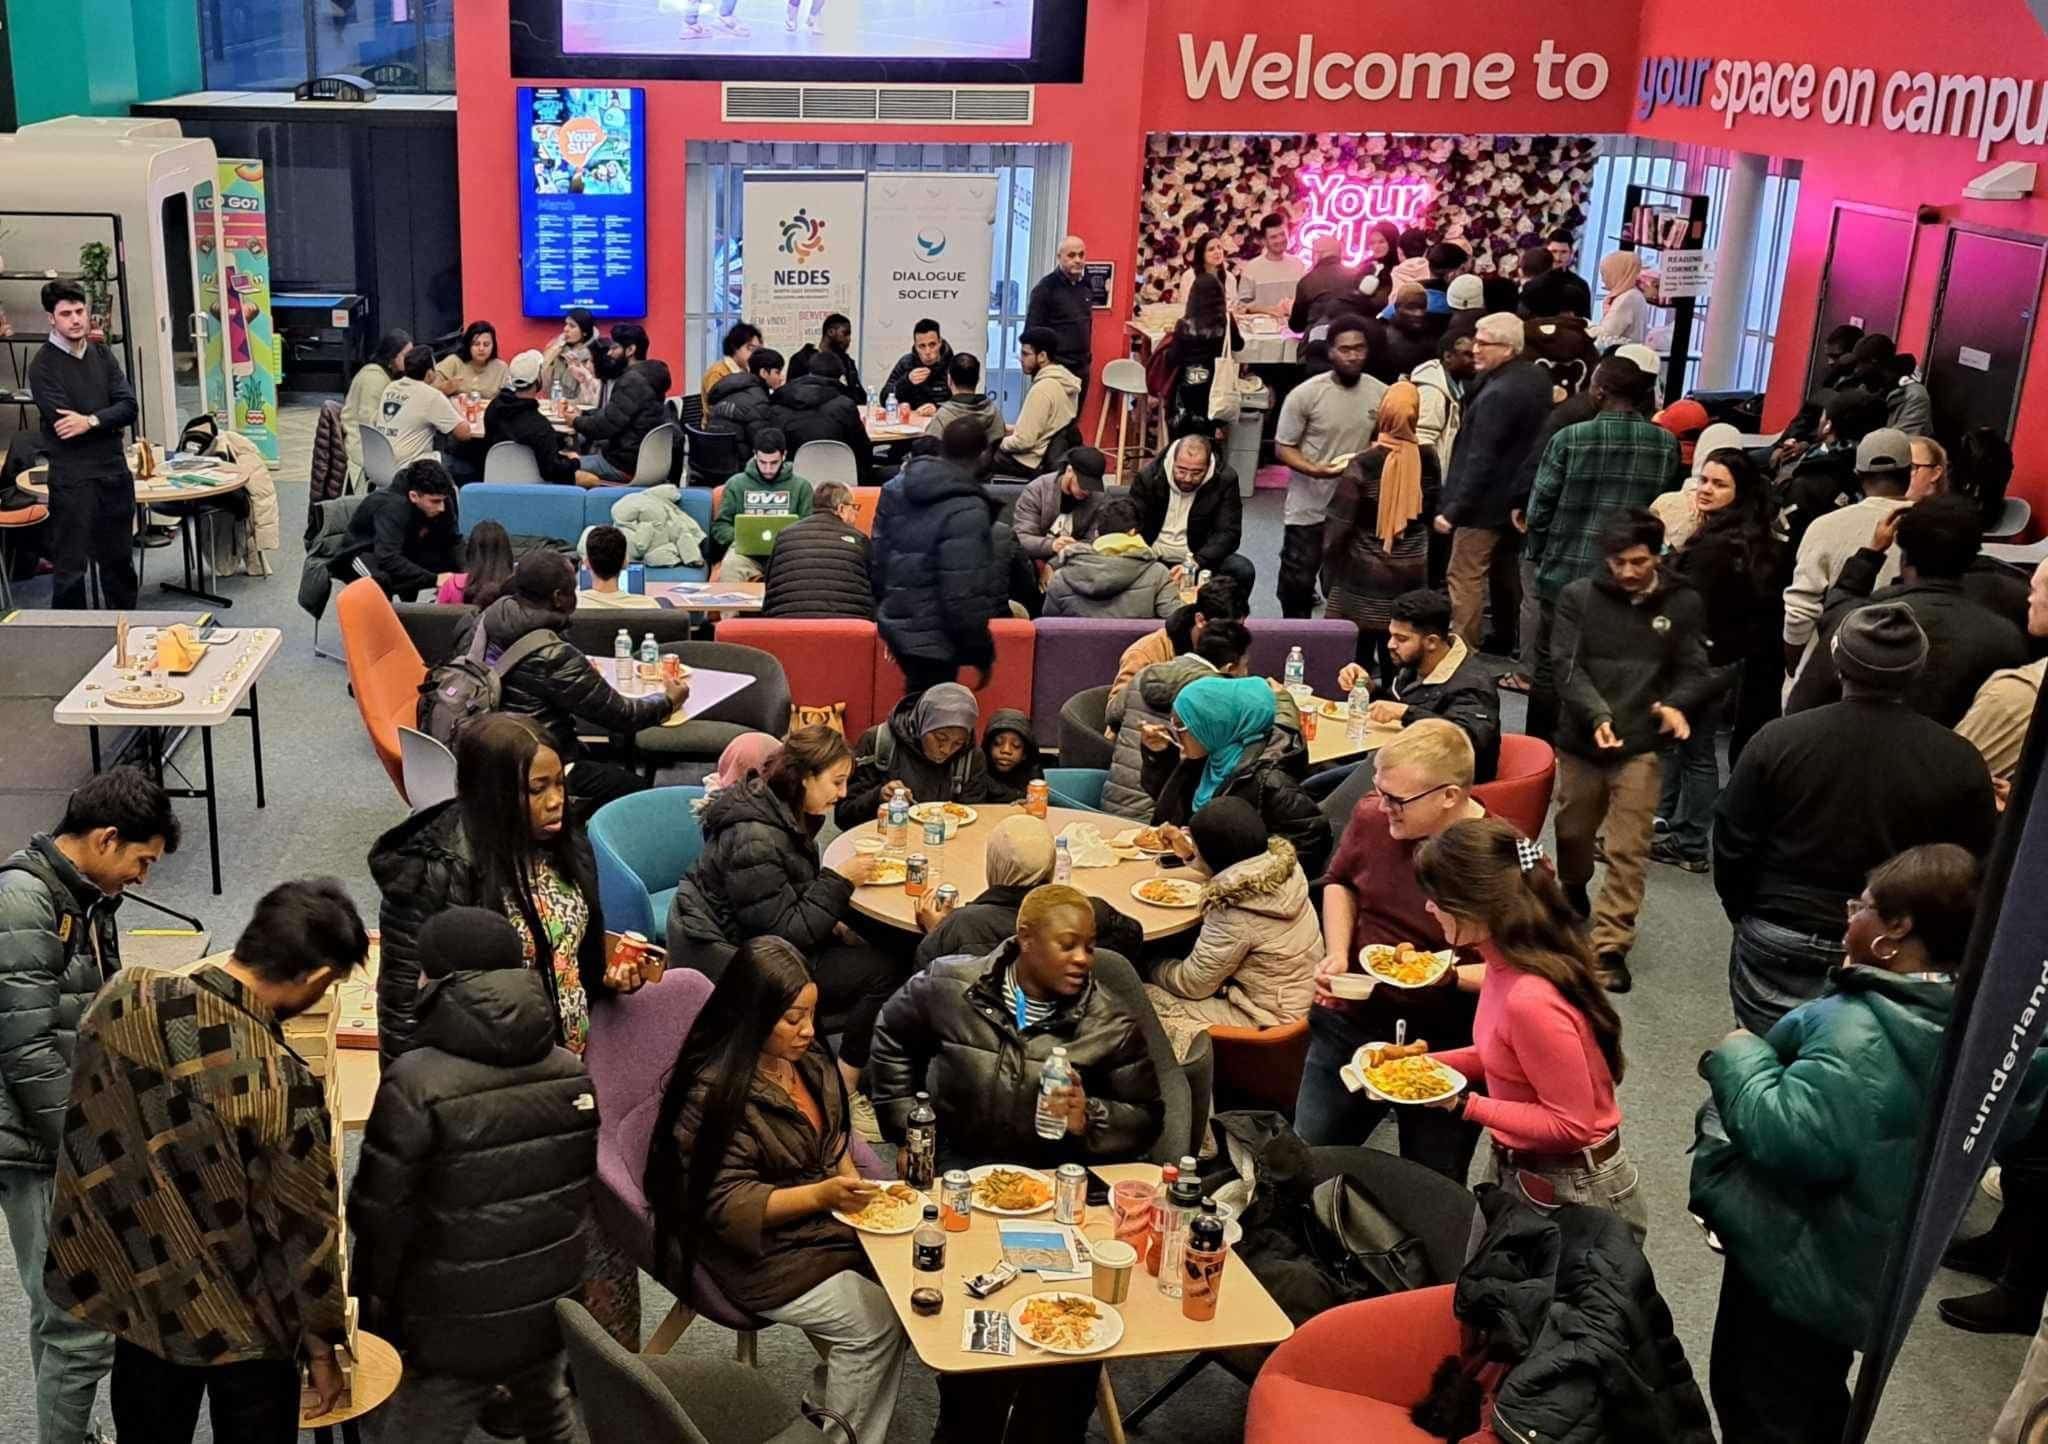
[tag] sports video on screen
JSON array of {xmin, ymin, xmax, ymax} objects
[{"xmin": 560, "ymin": 0, "xmax": 1036, "ymax": 61}]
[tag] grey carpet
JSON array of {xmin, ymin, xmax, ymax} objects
[{"xmin": 0, "ymin": 402, "xmax": 2024, "ymax": 1441}]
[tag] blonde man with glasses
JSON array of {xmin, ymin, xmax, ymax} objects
[{"xmin": 1293, "ymin": 720, "xmax": 1500, "ymax": 1181}]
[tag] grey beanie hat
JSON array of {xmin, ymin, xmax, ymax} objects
[{"xmin": 1832, "ymin": 602, "xmax": 1928, "ymax": 693}]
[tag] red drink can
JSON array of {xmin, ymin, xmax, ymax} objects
[
  {"xmin": 1025, "ymin": 779, "xmax": 1049, "ymax": 819},
  {"xmin": 662, "ymin": 654, "xmax": 683, "ymax": 684},
  {"xmin": 1299, "ymin": 708, "xmax": 1318, "ymax": 742}
]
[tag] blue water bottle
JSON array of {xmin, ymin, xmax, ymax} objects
[{"xmin": 625, "ymin": 562, "xmax": 646, "ymax": 595}]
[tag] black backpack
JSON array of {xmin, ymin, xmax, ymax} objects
[{"xmin": 416, "ymin": 625, "xmax": 558, "ymax": 746}]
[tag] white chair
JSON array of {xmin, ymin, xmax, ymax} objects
[
  {"xmin": 360, "ymin": 427, "xmax": 400, "ymax": 491},
  {"xmin": 793, "ymin": 439, "xmax": 859, "ymax": 487},
  {"xmin": 632, "ymin": 422, "xmax": 681, "ymax": 485},
  {"xmin": 1094, "ymin": 357, "xmax": 1157, "ymax": 486},
  {"xmin": 484, "ymin": 441, "xmax": 544, "ymax": 483},
  {"xmin": 1985, "ymin": 538, "xmax": 2048, "ymax": 569},
  {"xmin": 1989, "ymin": 496, "xmax": 2032, "ymax": 539},
  {"xmin": 398, "ymin": 726, "xmax": 458, "ymax": 811}
]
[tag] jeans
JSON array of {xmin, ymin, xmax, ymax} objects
[
  {"xmin": 372, "ymin": 1350, "xmax": 578, "ymax": 1444},
  {"xmin": 1476, "ymin": 1137, "xmax": 1649, "ymax": 1245},
  {"xmin": 1294, "ymin": 1007, "xmax": 1482, "ymax": 1184},
  {"xmin": 581, "ymin": 452, "xmax": 629, "ymax": 483},
  {"xmin": 109, "ymin": 1338, "xmax": 300, "ymax": 1444},
  {"xmin": 0, "ymin": 1169, "xmax": 114, "ymax": 1444},
  {"xmin": 1277, "ymin": 522, "xmax": 1325, "ymax": 617},
  {"xmin": 760, "ymin": 1271, "xmax": 909, "ymax": 1444},
  {"xmin": 718, "ymin": 549, "xmax": 764, "ymax": 584},
  {"xmin": 1728, "ymin": 913, "xmax": 1844, "ymax": 1034},
  {"xmin": 1658, "ymin": 689, "xmax": 1725, "ymax": 860},
  {"xmin": 1709, "ymin": 1261, "xmax": 1852, "ymax": 1444},
  {"xmin": 1198, "ymin": 550, "xmax": 1257, "ymax": 602},
  {"xmin": 49, "ymin": 472, "xmax": 139, "ymax": 610},
  {"xmin": 1555, "ymin": 751, "xmax": 1661, "ymax": 959}
]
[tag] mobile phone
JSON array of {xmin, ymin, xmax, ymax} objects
[
  {"xmin": 1084, "ymin": 1169, "xmax": 1112, "ymax": 1208},
  {"xmin": 1156, "ymin": 854, "xmax": 1187, "ymax": 870}
]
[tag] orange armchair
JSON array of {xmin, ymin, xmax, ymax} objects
[
  {"xmin": 1473, "ymin": 732, "xmax": 1556, "ymax": 840},
  {"xmin": 1247, "ymin": 1285, "xmax": 1465, "ymax": 1444},
  {"xmin": 337, "ymin": 578, "xmax": 427, "ymax": 800},
  {"xmin": 1207, "ymin": 1018, "xmax": 1312, "ymax": 1114}
]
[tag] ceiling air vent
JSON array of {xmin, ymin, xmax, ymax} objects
[{"xmin": 721, "ymin": 84, "xmax": 1033, "ymax": 126}]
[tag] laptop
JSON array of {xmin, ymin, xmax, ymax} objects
[{"xmin": 734, "ymin": 512, "xmax": 799, "ymax": 558}]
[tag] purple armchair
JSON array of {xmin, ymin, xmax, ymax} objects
[
  {"xmin": 1245, "ymin": 618, "xmax": 1361, "ymax": 694},
  {"xmin": 1030, "ymin": 619, "xmax": 1158, "ymax": 746}
]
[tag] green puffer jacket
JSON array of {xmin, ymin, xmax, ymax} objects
[{"xmin": 1690, "ymin": 965, "xmax": 2048, "ymax": 1351}]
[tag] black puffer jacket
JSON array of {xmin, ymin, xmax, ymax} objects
[
  {"xmin": 762, "ymin": 510, "xmax": 875, "ymax": 620},
  {"xmin": 1435, "ymin": 1188, "xmax": 1715, "ymax": 1444},
  {"xmin": 367, "ymin": 801, "xmax": 609, "ymax": 1064},
  {"xmin": 868, "ymin": 943, "xmax": 1163, "ymax": 1172},
  {"xmin": 836, "ymin": 692, "xmax": 1005, "ymax": 830},
  {"xmin": 574, "ymin": 358, "xmax": 672, "ymax": 474},
  {"xmin": 872, "ymin": 456, "xmax": 1003, "ymax": 673},
  {"xmin": 706, "ymin": 371, "xmax": 776, "ymax": 453},
  {"xmin": 486, "ymin": 391, "xmax": 579, "ymax": 485},
  {"xmin": 1139, "ymin": 726, "xmax": 1333, "ymax": 878},
  {"xmin": 0, "ymin": 838, "xmax": 120, "ymax": 1171},
  {"xmin": 668, "ymin": 779, "xmax": 852, "ymax": 951},
  {"xmin": 454, "ymin": 595, "xmax": 673, "ymax": 762},
  {"xmin": 347, "ymin": 966, "xmax": 598, "ymax": 1378},
  {"xmin": 913, "ymin": 883, "xmax": 1143, "ymax": 971},
  {"xmin": 770, "ymin": 375, "xmax": 873, "ymax": 485}
]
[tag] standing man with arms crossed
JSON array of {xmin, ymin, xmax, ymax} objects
[
  {"xmin": 29, "ymin": 281, "xmax": 140, "ymax": 610},
  {"xmin": 0, "ymin": 769, "xmax": 177, "ymax": 1444},
  {"xmin": 1273, "ymin": 315, "xmax": 1385, "ymax": 617},
  {"xmin": 1028, "ymin": 235, "xmax": 1095, "ymax": 404}
]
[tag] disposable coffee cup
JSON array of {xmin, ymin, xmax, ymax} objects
[{"xmin": 1090, "ymin": 1238, "xmax": 1137, "ymax": 1304}]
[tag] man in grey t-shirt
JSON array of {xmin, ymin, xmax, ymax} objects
[{"xmin": 1273, "ymin": 315, "xmax": 1384, "ymax": 617}]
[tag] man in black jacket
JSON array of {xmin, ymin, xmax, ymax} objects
[
  {"xmin": 771, "ymin": 352, "xmax": 874, "ymax": 486},
  {"xmin": 458, "ymin": 550, "xmax": 686, "ymax": 809},
  {"xmin": 349, "ymin": 908, "xmax": 598, "ymax": 1443},
  {"xmin": 1288, "ymin": 234, "xmax": 1371, "ymax": 363},
  {"xmin": 0, "ymin": 769, "xmax": 175, "ymax": 1443},
  {"xmin": 762, "ymin": 480, "xmax": 875, "ymax": 619},
  {"xmin": 1714, "ymin": 602, "xmax": 1999, "ymax": 1031},
  {"xmin": 1788, "ymin": 494, "xmax": 2027, "ymax": 726},
  {"xmin": 1026, "ymin": 236, "xmax": 1095, "ymax": 392},
  {"xmin": 1437, "ymin": 312, "xmax": 1557, "ymax": 652},
  {"xmin": 872, "ymin": 418, "xmax": 1003, "ymax": 692},
  {"xmin": 573, "ymin": 323, "xmax": 671, "ymax": 482},
  {"xmin": 1551, "ymin": 512, "xmax": 1713, "ymax": 993},
  {"xmin": 30, "ymin": 279, "xmax": 140, "ymax": 609},
  {"xmin": 881, "ymin": 319, "xmax": 954, "ymax": 413},
  {"xmin": 1340, "ymin": 589, "xmax": 1502, "ymax": 781},
  {"xmin": 707, "ymin": 346, "xmax": 784, "ymax": 453},
  {"xmin": 330, "ymin": 458, "xmax": 461, "ymax": 599},
  {"xmin": 1129, "ymin": 432, "xmax": 1252, "ymax": 596},
  {"xmin": 786, "ymin": 313, "xmax": 868, "ymax": 407},
  {"xmin": 485, "ymin": 349, "xmax": 599, "ymax": 486},
  {"xmin": 1516, "ymin": 244, "xmax": 1593, "ymax": 320}
]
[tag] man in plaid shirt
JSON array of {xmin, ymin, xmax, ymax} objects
[{"xmin": 1523, "ymin": 356, "xmax": 1679, "ymax": 740}]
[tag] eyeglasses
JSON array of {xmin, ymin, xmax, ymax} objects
[
  {"xmin": 1845, "ymin": 895, "xmax": 1880, "ymax": 920},
  {"xmin": 1375, "ymin": 782, "xmax": 1452, "ymax": 812}
]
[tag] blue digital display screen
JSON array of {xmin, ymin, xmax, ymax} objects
[{"xmin": 517, "ymin": 86, "xmax": 647, "ymax": 318}]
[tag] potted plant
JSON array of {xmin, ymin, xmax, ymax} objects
[{"xmin": 77, "ymin": 241, "xmax": 113, "ymax": 335}]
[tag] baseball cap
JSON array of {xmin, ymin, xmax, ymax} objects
[
  {"xmin": 1064, "ymin": 446, "xmax": 1108, "ymax": 490},
  {"xmin": 1855, "ymin": 427, "xmax": 1913, "ymax": 477},
  {"xmin": 507, "ymin": 348, "xmax": 546, "ymax": 389},
  {"xmin": 1615, "ymin": 343, "xmax": 1660, "ymax": 377},
  {"xmin": 1832, "ymin": 601, "xmax": 1928, "ymax": 694}
]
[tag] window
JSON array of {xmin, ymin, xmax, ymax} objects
[
  {"xmin": 199, "ymin": 0, "xmax": 454, "ymax": 92},
  {"xmin": 684, "ymin": 142, "xmax": 1069, "ymax": 414}
]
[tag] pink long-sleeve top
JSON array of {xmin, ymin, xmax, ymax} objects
[{"xmin": 1432, "ymin": 943, "xmax": 1621, "ymax": 1154}]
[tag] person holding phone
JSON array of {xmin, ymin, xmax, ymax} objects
[{"xmin": 1367, "ymin": 817, "xmax": 1643, "ymax": 1240}]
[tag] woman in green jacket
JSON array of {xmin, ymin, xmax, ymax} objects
[{"xmin": 1692, "ymin": 844, "xmax": 2048, "ymax": 1444}]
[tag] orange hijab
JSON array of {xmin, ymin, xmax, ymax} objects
[{"xmin": 1373, "ymin": 381, "xmax": 1425, "ymax": 549}]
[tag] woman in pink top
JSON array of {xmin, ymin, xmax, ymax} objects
[{"xmin": 1374, "ymin": 817, "xmax": 1645, "ymax": 1240}]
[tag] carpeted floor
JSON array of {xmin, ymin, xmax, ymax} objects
[{"xmin": 0, "ymin": 401, "xmax": 2027, "ymax": 1441}]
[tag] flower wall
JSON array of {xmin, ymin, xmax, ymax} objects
[{"xmin": 1137, "ymin": 132, "xmax": 1602, "ymax": 306}]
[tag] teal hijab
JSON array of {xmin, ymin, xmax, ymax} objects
[{"xmin": 1173, "ymin": 675, "xmax": 1277, "ymax": 811}]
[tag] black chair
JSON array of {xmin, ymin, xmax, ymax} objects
[
  {"xmin": 393, "ymin": 601, "xmax": 477, "ymax": 669},
  {"xmin": 686, "ymin": 424, "xmax": 742, "ymax": 488},
  {"xmin": 1058, "ymin": 684, "xmax": 1114, "ymax": 769},
  {"xmin": 982, "ymin": 480, "xmax": 1029, "ymax": 526},
  {"xmin": 636, "ymin": 640, "xmax": 793, "ymax": 778}
]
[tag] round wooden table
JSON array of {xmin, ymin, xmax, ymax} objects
[
  {"xmin": 822, "ymin": 803, "xmax": 1202, "ymax": 941},
  {"xmin": 301, "ymin": 1328, "xmax": 402, "ymax": 1443},
  {"xmin": 18, "ymin": 461, "xmax": 247, "ymax": 508}
]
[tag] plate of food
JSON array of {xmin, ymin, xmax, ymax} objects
[
  {"xmin": 861, "ymin": 858, "xmax": 909, "ymax": 887},
  {"xmin": 1319, "ymin": 699, "xmax": 1348, "ymax": 719},
  {"xmin": 1112, "ymin": 826, "xmax": 1173, "ymax": 856},
  {"xmin": 1350, "ymin": 1051, "xmax": 1468, "ymax": 1107},
  {"xmin": 833, "ymin": 1181, "xmax": 929, "ymax": 1235},
  {"xmin": 909, "ymin": 802, "xmax": 978, "ymax": 831},
  {"xmin": 967, "ymin": 1164, "xmax": 1055, "ymax": 1215},
  {"xmin": 1010, "ymin": 1291, "xmax": 1125, "ymax": 1357},
  {"xmin": 1131, "ymin": 876, "xmax": 1203, "ymax": 909},
  {"xmin": 1359, "ymin": 943, "xmax": 1456, "ymax": 989}
]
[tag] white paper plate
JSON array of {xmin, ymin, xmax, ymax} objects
[
  {"xmin": 859, "ymin": 859, "xmax": 909, "ymax": 888},
  {"xmin": 832, "ymin": 1183, "xmax": 929, "ymax": 1235},
  {"xmin": 909, "ymin": 802, "xmax": 978, "ymax": 830},
  {"xmin": 1357, "ymin": 945, "xmax": 1457, "ymax": 990},
  {"xmin": 966, "ymin": 1164, "xmax": 1056, "ymax": 1215},
  {"xmin": 1010, "ymin": 1290, "xmax": 1125, "ymax": 1357},
  {"xmin": 1344, "ymin": 1047, "xmax": 1469, "ymax": 1107},
  {"xmin": 1111, "ymin": 827, "xmax": 1173, "ymax": 856},
  {"xmin": 1129, "ymin": 877, "xmax": 1203, "ymax": 909}
]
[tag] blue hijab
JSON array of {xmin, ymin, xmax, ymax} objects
[{"xmin": 1173, "ymin": 675, "xmax": 1277, "ymax": 812}]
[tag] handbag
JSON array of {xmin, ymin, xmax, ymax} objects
[
  {"xmin": 1307, "ymin": 1172, "xmax": 1433, "ymax": 1296},
  {"xmin": 1208, "ymin": 351, "xmax": 1242, "ymax": 424}
]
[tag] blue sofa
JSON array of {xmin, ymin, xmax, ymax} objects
[{"xmin": 458, "ymin": 483, "xmax": 714, "ymax": 582}]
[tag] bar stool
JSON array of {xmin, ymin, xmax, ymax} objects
[
  {"xmin": 0, "ymin": 502, "xmax": 47, "ymax": 609},
  {"xmin": 1093, "ymin": 357, "xmax": 1160, "ymax": 486}
]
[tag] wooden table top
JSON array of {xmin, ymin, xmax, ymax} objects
[
  {"xmin": 21, "ymin": 454, "xmax": 246, "ymax": 506},
  {"xmin": 856, "ymin": 1161, "xmax": 1292, "ymax": 1375},
  {"xmin": 821, "ymin": 804, "xmax": 1202, "ymax": 942},
  {"xmin": 1298, "ymin": 693, "xmax": 1402, "ymax": 768},
  {"xmin": 300, "ymin": 1328, "xmax": 402, "ymax": 1426}
]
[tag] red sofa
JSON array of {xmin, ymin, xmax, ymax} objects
[
  {"xmin": 714, "ymin": 618, "xmax": 883, "ymax": 736},
  {"xmin": 869, "ymin": 617, "xmax": 1037, "ymax": 732}
]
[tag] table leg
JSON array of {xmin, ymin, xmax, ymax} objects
[
  {"xmin": 312, "ymin": 1429, "xmax": 334, "ymax": 1444},
  {"xmin": 1098, "ymin": 1368, "xmax": 1128, "ymax": 1444},
  {"xmin": 159, "ymin": 512, "xmax": 232, "ymax": 608},
  {"xmin": 88, "ymin": 726, "xmax": 101, "ymax": 775},
  {"xmin": 200, "ymin": 726, "xmax": 221, "ymax": 896},
  {"xmin": 246, "ymin": 685, "xmax": 266, "ymax": 808}
]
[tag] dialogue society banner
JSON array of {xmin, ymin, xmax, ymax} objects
[
  {"xmin": 860, "ymin": 173, "xmax": 997, "ymax": 394},
  {"xmin": 742, "ymin": 171, "xmax": 867, "ymax": 356}
]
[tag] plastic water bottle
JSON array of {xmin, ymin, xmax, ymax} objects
[
  {"xmin": 922, "ymin": 819, "xmax": 947, "ymax": 885},
  {"xmin": 905, "ymin": 1092, "xmax": 938, "ymax": 1189},
  {"xmin": 639, "ymin": 633, "xmax": 659, "ymax": 671},
  {"xmin": 1145, "ymin": 1164, "xmax": 1179, "ymax": 1277},
  {"xmin": 550, "ymin": 376, "xmax": 565, "ymax": 405},
  {"xmin": 1283, "ymin": 645, "xmax": 1305, "ymax": 693},
  {"xmin": 1035, "ymin": 1047, "xmax": 1073, "ymax": 1140},
  {"xmin": 1347, "ymin": 676, "xmax": 1371, "ymax": 745},
  {"xmin": 881, "ymin": 386, "xmax": 896, "ymax": 420},
  {"xmin": 1053, "ymin": 835, "xmax": 1073, "ymax": 884},
  {"xmin": 1157, "ymin": 1156, "xmax": 1203, "ymax": 1299},
  {"xmin": 885, "ymin": 795, "xmax": 911, "ymax": 856},
  {"xmin": 613, "ymin": 629, "xmax": 633, "ymax": 687}
]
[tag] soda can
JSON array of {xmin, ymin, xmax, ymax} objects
[
  {"xmin": 662, "ymin": 654, "xmax": 684, "ymax": 684},
  {"xmin": 934, "ymin": 883, "xmax": 959, "ymax": 911},
  {"xmin": 942, "ymin": 1169, "xmax": 973, "ymax": 1230},
  {"xmin": 1299, "ymin": 707, "xmax": 1318, "ymax": 742},
  {"xmin": 1025, "ymin": 779, "xmax": 1050, "ymax": 819},
  {"xmin": 1054, "ymin": 1163, "xmax": 1088, "ymax": 1226},
  {"xmin": 899, "ymin": 401, "xmax": 913, "ymax": 424},
  {"xmin": 905, "ymin": 854, "xmax": 930, "ymax": 896}
]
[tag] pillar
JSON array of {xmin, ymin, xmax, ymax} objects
[{"xmin": 1698, "ymin": 152, "xmax": 1768, "ymax": 392}]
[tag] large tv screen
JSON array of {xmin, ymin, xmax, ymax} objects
[
  {"xmin": 510, "ymin": 0, "xmax": 1085, "ymax": 82},
  {"xmin": 517, "ymin": 86, "xmax": 649, "ymax": 318}
]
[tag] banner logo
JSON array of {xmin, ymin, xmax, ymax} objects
[
  {"xmin": 778, "ymin": 209, "xmax": 827, "ymax": 262},
  {"xmin": 915, "ymin": 227, "xmax": 948, "ymax": 259}
]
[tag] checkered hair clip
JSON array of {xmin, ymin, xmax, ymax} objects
[{"xmin": 1515, "ymin": 838, "xmax": 1546, "ymax": 875}]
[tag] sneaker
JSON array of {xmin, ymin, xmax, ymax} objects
[
  {"xmin": 679, "ymin": 20, "xmax": 712, "ymax": 37},
  {"xmin": 1985, "ymin": 1164, "xmax": 2005, "ymax": 1202},
  {"xmin": 1652, "ymin": 816, "xmax": 1670, "ymax": 836},
  {"xmin": 1938, "ymin": 1282, "xmax": 2047, "ymax": 1335},
  {"xmin": 1597, "ymin": 952, "xmax": 1633, "ymax": 994},
  {"xmin": 1650, "ymin": 839, "xmax": 1709, "ymax": 874},
  {"xmin": 1565, "ymin": 882, "xmax": 1592, "ymax": 921},
  {"xmin": 785, "ymin": 7, "xmax": 798, "ymax": 27},
  {"xmin": 849, "ymin": 1091, "xmax": 884, "ymax": 1144},
  {"xmin": 712, "ymin": 14, "xmax": 751, "ymax": 33},
  {"xmin": 806, "ymin": 11, "xmax": 825, "ymax": 31}
]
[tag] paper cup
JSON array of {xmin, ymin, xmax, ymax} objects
[
  {"xmin": 1327, "ymin": 973, "xmax": 1375, "ymax": 1000},
  {"xmin": 1090, "ymin": 1238, "xmax": 1136, "ymax": 1304}
]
